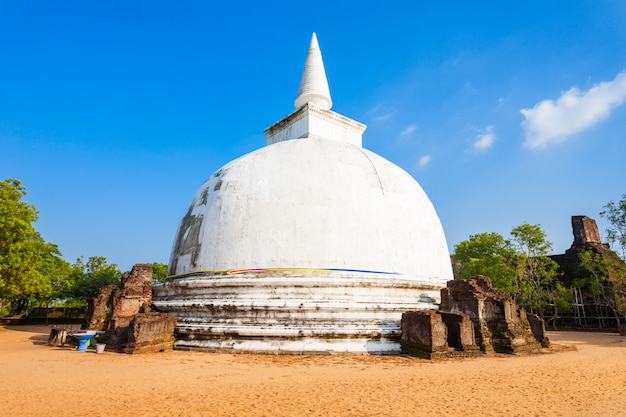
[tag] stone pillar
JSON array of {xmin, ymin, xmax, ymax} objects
[
  {"xmin": 571, "ymin": 215, "xmax": 601, "ymax": 247},
  {"xmin": 401, "ymin": 310, "xmax": 448, "ymax": 358}
]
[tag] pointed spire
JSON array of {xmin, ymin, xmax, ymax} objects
[{"xmin": 294, "ymin": 33, "xmax": 332, "ymax": 110}]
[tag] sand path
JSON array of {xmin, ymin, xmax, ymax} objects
[{"xmin": 1, "ymin": 325, "xmax": 625, "ymax": 416}]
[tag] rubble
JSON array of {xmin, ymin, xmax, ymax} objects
[
  {"xmin": 402, "ymin": 276, "xmax": 549, "ymax": 358},
  {"xmin": 84, "ymin": 264, "xmax": 176, "ymax": 353}
]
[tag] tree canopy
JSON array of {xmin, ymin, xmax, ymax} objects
[
  {"xmin": 0, "ymin": 178, "xmax": 70, "ymax": 314},
  {"xmin": 451, "ymin": 232, "xmax": 516, "ymax": 293},
  {"xmin": 452, "ymin": 223, "xmax": 567, "ymax": 322},
  {"xmin": 601, "ymin": 194, "xmax": 626, "ymax": 260},
  {"xmin": 509, "ymin": 223, "xmax": 563, "ymax": 316},
  {"xmin": 150, "ymin": 262, "xmax": 168, "ymax": 284},
  {"xmin": 67, "ymin": 256, "xmax": 122, "ymax": 302},
  {"xmin": 0, "ymin": 178, "xmax": 126, "ymax": 314}
]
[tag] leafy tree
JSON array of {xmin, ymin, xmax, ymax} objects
[
  {"xmin": 451, "ymin": 232, "xmax": 517, "ymax": 293},
  {"xmin": 42, "ymin": 250, "xmax": 73, "ymax": 303},
  {"xmin": 68, "ymin": 256, "xmax": 122, "ymax": 301},
  {"xmin": 452, "ymin": 223, "xmax": 568, "ymax": 326},
  {"xmin": 150, "ymin": 262, "xmax": 168, "ymax": 284},
  {"xmin": 600, "ymin": 194, "xmax": 626, "ymax": 260},
  {"xmin": 510, "ymin": 223, "xmax": 562, "ymax": 318},
  {"xmin": 574, "ymin": 247, "xmax": 626, "ymax": 335},
  {"xmin": 0, "ymin": 178, "xmax": 67, "ymax": 315}
]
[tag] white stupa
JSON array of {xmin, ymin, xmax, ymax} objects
[{"xmin": 152, "ymin": 33, "xmax": 453, "ymax": 354}]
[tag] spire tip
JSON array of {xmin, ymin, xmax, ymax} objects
[{"xmin": 295, "ymin": 33, "xmax": 332, "ymax": 110}]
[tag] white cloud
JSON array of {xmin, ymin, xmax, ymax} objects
[
  {"xmin": 520, "ymin": 71, "xmax": 626, "ymax": 149},
  {"xmin": 400, "ymin": 123, "xmax": 417, "ymax": 137},
  {"xmin": 367, "ymin": 104, "xmax": 394, "ymax": 122},
  {"xmin": 417, "ymin": 155, "xmax": 431, "ymax": 169},
  {"xmin": 473, "ymin": 125, "xmax": 495, "ymax": 151},
  {"xmin": 373, "ymin": 112, "xmax": 393, "ymax": 122}
]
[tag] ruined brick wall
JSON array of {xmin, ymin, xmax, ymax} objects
[
  {"xmin": 124, "ymin": 313, "xmax": 177, "ymax": 354},
  {"xmin": 106, "ymin": 264, "xmax": 153, "ymax": 351},
  {"xmin": 401, "ymin": 310, "xmax": 448, "ymax": 355},
  {"xmin": 440, "ymin": 276, "xmax": 547, "ymax": 353},
  {"xmin": 440, "ymin": 277, "xmax": 492, "ymax": 352},
  {"xmin": 84, "ymin": 263, "xmax": 177, "ymax": 353},
  {"xmin": 113, "ymin": 263, "xmax": 153, "ymax": 316},
  {"xmin": 85, "ymin": 285, "xmax": 117, "ymax": 331},
  {"xmin": 401, "ymin": 310, "xmax": 479, "ymax": 358}
]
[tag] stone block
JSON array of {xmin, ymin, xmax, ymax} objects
[
  {"xmin": 401, "ymin": 310, "xmax": 448, "ymax": 355},
  {"xmin": 528, "ymin": 313, "xmax": 550, "ymax": 348},
  {"xmin": 124, "ymin": 313, "xmax": 177, "ymax": 354},
  {"xmin": 572, "ymin": 215, "xmax": 601, "ymax": 246},
  {"xmin": 401, "ymin": 310, "xmax": 480, "ymax": 358},
  {"xmin": 106, "ymin": 316, "xmax": 134, "ymax": 352}
]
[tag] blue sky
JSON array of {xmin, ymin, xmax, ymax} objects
[{"xmin": 1, "ymin": 1, "xmax": 625, "ymax": 272}]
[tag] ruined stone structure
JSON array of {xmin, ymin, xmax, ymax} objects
[
  {"xmin": 439, "ymin": 276, "xmax": 548, "ymax": 353},
  {"xmin": 86, "ymin": 263, "xmax": 152, "ymax": 331},
  {"xmin": 152, "ymin": 34, "xmax": 453, "ymax": 354},
  {"xmin": 86, "ymin": 264, "xmax": 176, "ymax": 353},
  {"xmin": 401, "ymin": 310, "xmax": 480, "ymax": 358},
  {"xmin": 552, "ymin": 216, "xmax": 617, "ymax": 279},
  {"xmin": 551, "ymin": 216, "xmax": 626, "ymax": 330},
  {"xmin": 571, "ymin": 215, "xmax": 603, "ymax": 246},
  {"xmin": 85, "ymin": 285, "xmax": 116, "ymax": 331}
]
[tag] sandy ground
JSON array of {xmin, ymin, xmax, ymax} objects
[{"xmin": 1, "ymin": 325, "xmax": 625, "ymax": 417}]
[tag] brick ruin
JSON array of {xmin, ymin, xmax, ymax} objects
[
  {"xmin": 571, "ymin": 215, "xmax": 602, "ymax": 246},
  {"xmin": 401, "ymin": 309, "xmax": 480, "ymax": 359},
  {"xmin": 84, "ymin": 264, "xmax": 176, "ymax": 353},
  {"xmin": 402, "ymin": 276, "xmax": 549, "ymax": 358},
  {"xmin": 441, "ymin": 276, "xmax": 549, "ymax": 352},
  {"xmin": 552, "ymin": 216, "xmax": 622, "ymax": 283},
  {"xmin": 550, "ymin": 215, "xmax": 626, "ymax": 331}
]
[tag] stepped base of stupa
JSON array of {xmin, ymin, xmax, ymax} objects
[{"xmin": 152, "ymin": 270, "xmax": 444, "ymax": 354}]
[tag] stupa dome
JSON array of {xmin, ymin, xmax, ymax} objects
[
  {"xmin": 168, "ymin": 137, "xmax": 451, "ymax": 280},
  {"xmin": 153, "ymin": 33, "xmax": 453, "ymax": 354}
]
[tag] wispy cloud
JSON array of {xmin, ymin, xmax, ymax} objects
[
  {"xmin": 417, "ymin": 155, "xmax": 431, "ymax": 169},
  {"xmin": 367, "ymin": 104, "xmax": 394, "ymax": 122},
  {"xmin": 520, "ymin": 71, "xmax": 626, "ymax": 149},
  {"xmin": 473, "ymin": 125, "xmax": 495, "ymax": 151},
  {"xmin": 400, "ymin": 123, "xmax": 417, "ymax": 137},
  {"xmin": 373, "ymin": 113, "xmax": 393, "ymax": 122}
]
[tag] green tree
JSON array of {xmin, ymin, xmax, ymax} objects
[
  {"xmin": 510, "ymin": 223, "xmax": 562, "ymax": 318},
  {"xmin": 574, "ymin": 247, "xmax": 626, "ymax": 335},
  {"xmin": 0, "ymin": 178, "xmax": 66, "ymax": 315},
  {"xmin": 150, "ymin": 262, "xmax": 168, "ymax": 284},
  {"xmin": 451, "ymin": 232, "xmax": 517, "ymax": 293},
  {"xmin": 68, "ymin": 256, "xmax": 122, "ymax": 302},
  {"xmin": 600, "ymin": 194, "xmax": 626, "ymax": 260},
  {"xmin": 42, "ymin": 250, "xmax": 73, "ymax": 303},
  {"xmin": 453, "ymin": 223, "xmax": 569, "ymax": 327}
]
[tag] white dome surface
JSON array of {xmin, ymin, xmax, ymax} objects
[{"xmin": 169, "ymin": 138, "xmax": 452, "ymax": 283}]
